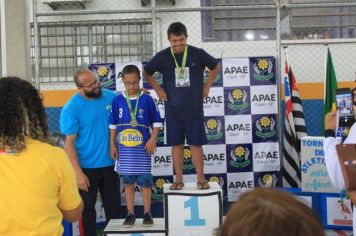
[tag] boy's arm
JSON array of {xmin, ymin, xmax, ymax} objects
[
  {"xmin": 109, "ymin": 128, "xmax": 118, "ymax": 160},
  {"xmin": 144, "ymin": 127, "xmax": 160, "ymax": 155}
]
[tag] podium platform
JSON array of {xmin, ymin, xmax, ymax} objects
[
  {"xmin": 104, "ymin": 182, "xmax": 222, "ymax": 236},
  {"xmin": 104, "ymin": 218, "xmax": 167, "ymax": 235},
  {"xmin": 163, "ymin": 182, "xmax": 223, "ymax": 236}
]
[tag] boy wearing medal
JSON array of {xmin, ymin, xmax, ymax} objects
[
  {"xmin": 109, "ymin": 65, "xmax": 162, "ymax": 227},
  {"xmin": 143, "ymin": 22, "xmax": 219, "ymax": 190}
]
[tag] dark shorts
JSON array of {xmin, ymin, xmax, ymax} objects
[
  {"xmin": 166, "ymin": 117, "xmax": 207, "ymax": 146},
  {"xmin": 122, "ymin": 174, "xmax": 153, "ymax": 188}
]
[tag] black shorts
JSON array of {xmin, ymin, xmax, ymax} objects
[{"xmin": 166, "ymin": 117, "xmax": 207, "ymax": 146}]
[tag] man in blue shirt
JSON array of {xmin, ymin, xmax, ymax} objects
[
  {"xmin": 60, "ymin": 70, "xmax": 120, "ymax": 236},
  {"xmin": 143, "ymin": 22, "xmax": 220, "ymax": 190}
]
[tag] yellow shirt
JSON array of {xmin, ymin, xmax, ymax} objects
[{"xmin": 0, "ymin": 138, "xmax": 81, "ymax": 236}]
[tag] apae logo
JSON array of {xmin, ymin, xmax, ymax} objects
[
  {"xmin": 227, "ymin": 89, "xmax": 249, "ymax": 112},
  {"xmin": 230, "ymin": 146, "xmax": 251, "ymax": 169},
  {"xmin": 96, "ymin": 65, "xmax": 114, "ymax": 88},
  {"xmin": 224, "ymin": 66, "xmax": 248, "ymax": 75},
  {"xmin": 205, "ymin": 118, "xmax": 223, "ymax": 141},
  {"xmin": 204, "ymin": 153, "xmax": 225, "ymax": 162},
  {"xmin": 156, "ymin": 127, "xmax": 165, "ymax": 145},
  {"xmin": 105, "ymin": 104, "xmax": 112, "ymax": 115},
  {"xmin": 255, "ymin": 151, "xmax": 278, "ymax": 160},
  {"xmin": 138, "ymin": 108, "xmax": 144, "ymax": 119},
  {"xmin": 209, "ymin": 176, "xmax": 224, "ymax": 189},
  {"xmin": 226, "ymin": 123, "xmax": 251, "ymax": 132},
  {"xmin": 258, "ymin": 174, "xmax": 277, "ymax": 187},
  {"xmin": 183, "ymin": 148, "xmax": 195, "ymax": 172},
  {"xmin": 255, "ymin": 116, "xmax": 276, "ymax": 139},
  {"xmin": 153, "ymin": 154, "xmax": 171, "ymax": 166},
  {"xmin": 152, "ymin": 178, "xmax": 170, "ymax": 200},
  {"xmin": 204, "ymin": 66, "xmax": 222, "ymax": 84},
  {"xmin": 229, "ymin": 180, "xmax": 253, "ymax": 189},
  {"xmin": 253, "ymin": 59, "xmax": 273, "ymax": 81},
  {"xmin": 203, "ymin": 95, "xmax": 223, "ymax": 105},
  {"xmin": 251, "ymin": 93, "xmax": 276, "ymax": 103}
]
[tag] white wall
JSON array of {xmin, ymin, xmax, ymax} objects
[{"xmin": 33, "ymin": 0, "xmax": 356, "ymax": 85}]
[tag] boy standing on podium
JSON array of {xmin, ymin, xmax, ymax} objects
[{"xmin": 109, "ymin": 65, "xmax": 162, "ymax": 227}]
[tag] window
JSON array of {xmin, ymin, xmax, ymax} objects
[
  {"xmin": 285, "ymin": 1, "xmax": 356, "ymax": 40},
  {"xmin": 201, "ymin": 0, "xmax": 356, "ymax": 42},
  {"xmin": 201, "ymin": 0, "xmax": 276, "ymax": 42},
  {"xmin": 31, "ymin": 19, "xmax": 153, "ymax": 83}
]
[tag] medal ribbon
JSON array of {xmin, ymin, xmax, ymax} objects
[
  {"xmin": 170, "ymin": 45, "xmax": 188, "ymax": 80},
  {"xmin": 125, "ymin": 91, "xmax": 141, "ymax": 122}
]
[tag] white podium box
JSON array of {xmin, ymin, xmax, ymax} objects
[
  {"xmin": 301, "ymin": 136, "xmax": 338, "ymax": 193},
  {"xmin": 163, "ymin": 182, "xmax": 223, "ymax": 236},
  {"xmin": 104, "ymin": 218, "xmax": 167, "ymax": 236}
]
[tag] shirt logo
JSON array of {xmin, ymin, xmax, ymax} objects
[{"xmin": 119, "ymin": 129, "xmax": 143, "ymax": 147}]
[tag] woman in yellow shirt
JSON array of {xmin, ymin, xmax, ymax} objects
[{"xmin": 0, "ymin": 77, "xmax": 83, "ymax": 236}]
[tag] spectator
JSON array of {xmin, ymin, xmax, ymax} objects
[
  {"xmin": 0, "ymin": 77, "xmax": 83, "ymax": 235},
  {"xmin": 219, "ymin": 188, "xmax": 325, "ymax": 236},
  {"xmin": 324, "ymin": 110, "xmax": 356, "ymax": 235}
]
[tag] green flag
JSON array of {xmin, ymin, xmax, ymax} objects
[{"xmin": 322, "ymin": 48, "xmax": 338, "ymax": 133}]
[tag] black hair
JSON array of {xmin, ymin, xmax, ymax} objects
[
  {"xmin": 122, "ymin": 64, "xmax": 141, "ymax": 79},
  {"xmin": 0, "ymin": 77, "xmax": 48, "ymax": 152},
  {"xmin": 167, "ymin": 22, "xmax": 188, "ymax": 38}
]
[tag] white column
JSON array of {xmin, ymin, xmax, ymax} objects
[{"xmin": 0, "ymin": 0, "xmax": 31, "ymax": 81}]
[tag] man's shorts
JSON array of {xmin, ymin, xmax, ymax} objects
[
  {"xmin": 166, "ymin": 117, "xmax": 208, "ymax": 146},
  {"xmin": 122, "ymin": 174, "xmax": 153, "ymax": 188}
]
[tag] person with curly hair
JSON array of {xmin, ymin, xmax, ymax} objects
[
  {"xmin": 219, "ymin": 188, "xmax": 325, "ymax": 236},
  {"xmin": 0, "ymin": 77, "xmax": 83, "ymax": 235}
]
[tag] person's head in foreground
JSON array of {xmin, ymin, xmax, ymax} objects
[
  {"xmin": 0, "ymin": 77, "xmax": 49, "ymax": 152},
  {"xmin": 219, "ymin": 188, "xmax": 325, "ymax": 236}
]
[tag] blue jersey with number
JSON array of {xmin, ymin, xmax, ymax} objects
[{"xmin": 109, "ymin": 91, "xmax": 162, "ymax": 175}]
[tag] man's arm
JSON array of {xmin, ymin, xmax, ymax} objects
[
  {"xmin": 64, "ymin": 134, "xmax": 90, "ymax": 192},
  {"xmin": 203, "ymin": 63, "xmax": 220, "ymax": 99},
  {"xmin": 61, "ymin": 201, "xmax": 84, "ymax": 222},
  {"xmin": 143, "ymin": 70, "xmax": 167, "ymax": 101},
  {"xmin": 110, "ymin": 128, "xmax": 118, "ymax": 160}
]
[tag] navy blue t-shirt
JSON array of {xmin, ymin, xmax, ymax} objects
[{"xmin": 144, "ymin": 45, "xmax": 218, "ymax": 120}]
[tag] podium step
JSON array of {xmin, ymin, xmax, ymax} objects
[
  {"xmin": 163, "ymin": 182, "xmax": 221, "ymax": 193},
  {"xmin": 104, "ymin": 218, "xmax": 166, "ymax": 235},
  {"xmin": 163, "ymin": 182, "xmax": 223, "ymax": 236}
]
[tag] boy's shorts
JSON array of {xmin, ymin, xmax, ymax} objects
[
  {"xmin": 122, "ymin": 174, "xmax": 153, "ymax": 188},
  {"xmin": 166, "ymin": 117, "xmax": 208, "ymax": 146}
]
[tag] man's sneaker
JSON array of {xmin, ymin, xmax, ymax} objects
[
  {"xmin": 123, "ymin": 213, "xmax": 135, "ymax": 228},
  {"xmin": 142, "ymin": 212, "xmax": 153, "ymax": 227}
]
